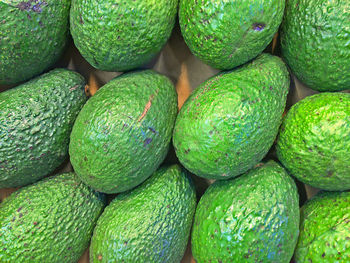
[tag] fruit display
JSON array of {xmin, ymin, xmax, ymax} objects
[{"xmin": 0, "ymin": 0, "xmax": 349, "ymax": 262}]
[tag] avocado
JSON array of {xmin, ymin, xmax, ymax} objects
[
  {"xmin": 0, "ymin": 68, "xmax": 87, "ymax": 188},
  {"xmin": 0, "ymin": 172, "xmax": 105, "ymax": 263},
  {"xmin": 69, "ymin": 70, "xmax": 178, "ymax": 194},
  {"xmin": 295, "ymin": 190, "xmax": 350, "ymax": 262},
  {"xmin": 173, "ymin": 53, "xmax": 289, "ymax": 180},
  {"xmin": 276, "ymin": 92, "xmax": 350, "ymax": 191},
  {"xmin": 179, "ymin": 0, "xmax": 285, "ymax": 70},
  {"xmin": 280, "ymin": 0, "xmax": 350, "ymax": 91},
  {"xmin": 191, "ymin": 161, "xmax": 300, "ymax": 262},
  {"xmin": 70, "ymin": 0, "xmax": 178, "ymax": 72},
  {"xmin": 89, "ymin": 165, "xmax": 196, "ymax": 263},
  {"xmin": 0, "ymin": 0, "xmax": 70, "ymax": 85}
]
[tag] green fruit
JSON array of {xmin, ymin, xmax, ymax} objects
[
  {"xmin": 295, "ymin": 191, "xmax": 350, "ymax": 262},
  {"xmin": 70, "ymin": 0, "xmax": 178, "ymax": 71},
  {"xmin": 69, "ymin": 70, "xmax": 178, "ymax": 194},
  {"xmin": 173, "ymin": 53, "xmax": 289, "ymax": 180},
  {"xmin": 191, "ymin": 161, "xmax": 300, "ymax": 263},
  {"xmin": 281, "ymin": 0, "xmax": 350, "ymax": 91},
  {"xmin": 90, "ymin": 165, "xmax": 196, "ymax": 263},
  {"xmin": 0, "ymin": 0, "xmax": 70, "ymax": 85},
  {"xmin": 0, "ymin": 172, "xmax": 106, "ymax": 263},
  {"xmin": 276, "ymin": 92, "xmax": 350, "ymax": 191},
  {"xmin": 179, "ymin": 0, "xmax": 285, "ymax": 70},
  {"xmin": 0, "ymin": 69, "xmax": 87, "ymax": 188}
]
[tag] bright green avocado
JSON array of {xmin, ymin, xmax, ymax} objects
[
  {"xmin": 0, "ymin": 69, "xmax": 87, "ymax": 188},
  {"xmin": 90, "ymin": 165, "xmax": 196, "ymax": 263},
  {"xmin": 281, "ymin": 0, "xmax": 350, "ymax": 91},
  {"xmin": 179, "ymin": 0, "xmax": 285, "ymax": 70},
  {"xmin": 191, "ymin": 160, "xmax": 300, "ymax": 262},
  {"xmin": 276, "ymin": 92, "xmax": 350, "ymax": 191},
  {"xmin": 70, "ymin": 0, "xmax": 178, "ymax": 71},
  {"xmin": 0, "ymin": 172, "xmax": 106, "ymax": 263},
  {"xmin": 0, "ymin": 0, "xmax": 70, "ymax": 85},
  {"xmin": 173, "ymin": 53, "xmax": 289, "ymax": 180},
  {"xmin": 69, "ymin": 70, "xmax": 178, "ymax": 194},
  {"xmin": 295, "ymin": 191, "xmax": 350, "ymax": 262}
]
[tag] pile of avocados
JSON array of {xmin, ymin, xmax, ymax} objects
[{"xmin": 0, "ymin": 0, "xmax": 349, "ymax": 262}]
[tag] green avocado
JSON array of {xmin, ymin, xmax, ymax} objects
[
  {"xmin": 295, "ymin": 191, "xmax": 350, "ymax": 262},
  {"xmin": 191, "ymin": 160, "xmax": 300, "ymax": 262},
  {"xmin": 276, "ymin": 92, "xmax": 350, "ymax": 191},
  {"xmin": 173, "ymin": 53, "xmax": 289, "ymax": 180},
  {"xmin": 179, "ymin": 0, "xmax": 285, "ymax": 70},
  {"xmin": 280, "ymin": 0, "xmax": 350, "ymax": 91},
  {"xmin": 0, "ymin": 68, "xmax": 87, "ymax": 188},
  {"xmin": 70, "ymin": 0, "xmax": 178, "ymax": 72},
  {"xmin": 69, "ymin": 70, "xmax": 178, "ymax": 194},
  {"xmin": 90, "ymin": 165, "xmax": 196, "ymax": 263},
  {"xmin": 0, "ymin": 172, "xmax": 106, "ymax": 263},
  {"xmin": 0, "ymin": 0, "xmax": 70, "ymax": 85}
]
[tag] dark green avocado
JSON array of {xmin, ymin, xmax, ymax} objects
[
  {"xmin": 0, "ymin": 172, "xmax": 106, "ymax": 263},
  {"xmin": 0, "ymin": 68, "xmax": 87, "ymax": 188},
  {"xmin": 89, "ymin": 165, "xmax": 197, "ymax": 263},
  {"xmin": 0, "ymin": 0, "xmax": 71, "ymax": 85}
]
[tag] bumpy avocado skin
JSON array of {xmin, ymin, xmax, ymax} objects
[
  {"xmin": 191, "ymin": 161, "xmax": 300, "ymax": 263},
  {"xmin": 70, "ymin": 0, "xmax": 178, "ymax": 71},
  {"xmin": 0, "ymin": 0, "xmax": 70, "ymax": 85},
  {"xmin": 281, "ymin": 0, "xmax": 350, "ymax": 91},
  {"xmin": 0, "ymin": 69, "xmax": 87, "ymax": 188},
  {"xmin": 90, "ymin": 165, "xmax": 196, "ymax": 263},
  {"xmin": 179, "ymin": 0, "xmax": 285, "ymax": 70},
  {"xmin": 173, "ymin": 53, "xmax": 289, "ymax": 180},
  {"xmin": 69, "ymin": 70, "xmax": 178, "ymax": 194},
  {"xmin": 0, "ymin": 172, "xmax": 106, "ymax": 263},
  {"xmin": 295, "ymin": 191, "xmax": 350, "ymax": 262},
  {"xmin": 276, "ymin": 93, "xmax": 350, "ymax": 191}
]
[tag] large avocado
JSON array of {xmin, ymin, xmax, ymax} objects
[
  {"xmin": 0, "ymin": 0, "xmax": 70, "ymax": 85},
  {"xmin": 0, "ymin": 172, "xmax": 106, "ymax": 263},
  {"xmin": 0, "ymin": 69, "xmax": 87, "ymax": 188},
  {"xmin": 179, "ymin": 0, "xmax": 285, "ymax": 70},
  {"xmin": 295, "ymin": 191, "xmax": 350, "ymax": 262},
  {"xmin": 69, "ymin": 70, "xmax": 178, "ymax": 194},
  {"xmin": 70, "ymin": 0, "xmax": 178, "ymax": 71},
  {"xmin": 276, "ymin": 92, "xmax": 350, "ymax": 191},
  {"xmin": 90, "ymin": 165, "xmax": 196, "ymax": 263},
  {"xmin": 191, "ymin": 161, "xmax": 300, "ymax": 262},
  {"xmin": 173, "ymin": 53, "xmax": 289, "ymax": 180},
  {"xmin": 280, "ymin": 0, "xmax": 350, "ymax": 91}
]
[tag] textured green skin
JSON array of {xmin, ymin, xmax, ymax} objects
[
  {"xmin": 0, "ymin": 69, "xmax": 87, "ymax": 188},
  {"xmin": 70, "ymin": 0, "xmax": 178, "ymax": 72},
  {"xmin": 0, "ymin": 0, "xmax": 70, "ymax": 85},
  {"xmin": 69, "ymin": 70, "xmax": 178, "ymax": 193},
  {"xmin": 0, "ymin": 172, "xmax": 106, "ymax": 263},
  {"xmin": 295, "ymin": 191, "xmax": 350, "ymax": 262},
  {"xmin": 90, "ymin": 165, "xmax": 196, "ymax": 263},
  {"xmin": 191, "ymin": 161, "xmax": 300, "ymax": 263},
  {"xmin": 173, "ymin": 54, "xmax": 289, "ymax": 180},
  {"xmin": 179, "ymin": 0, "xmax": 285, "ymax": 70},
  {"xmin": 281, "ymin": 0, "xmax": 350, "ymax": 91},
  {"xmin": 276, "ymin": 93, "xmax": 350, "ymax": 191}
]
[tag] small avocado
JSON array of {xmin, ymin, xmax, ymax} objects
[
  {"xmin": 173, "ymin": 53, "xmax": 290, "ymax": 180},
  {"xmin": 281, "ymin": 0, "xmax": 350, "ymax": 91},
  {"xmin": 69, "ymin": 70, "xmax": 178, "ymax": 194},
  {"xmin": 0, "ymin": 69, "xmax": 87, "ymax": 188},
  {"xmin": 89, "ymin": 165, "xmax": 197, "ymax": 263},
  {"xmin": 0, "ymin": 0, "xmax": 71, "ymax": 85},
  {"xmin": 295, "ymin": 190, "xmax": 350, "ymax": 262},
  {"xmin": 191, "ymin": 161, "xmax": 300, "ymax": 262},
  {"xmin": 276, "ymin": 92, "xmax": 350, "ymax": 191},
  {"xmin": 0, "ymin": 172, "xmax": 106, "ymax": 263}
]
